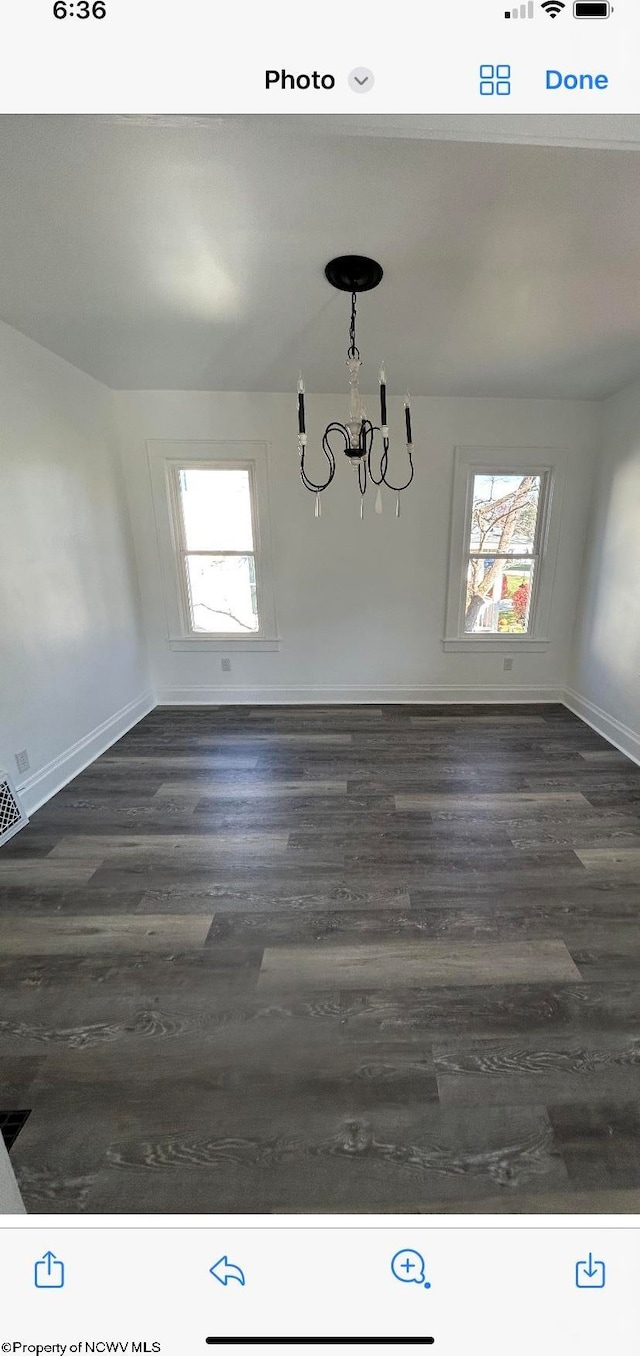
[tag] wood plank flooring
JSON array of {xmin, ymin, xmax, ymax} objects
[{"xmin": 2, "ymin": 702, "xmax": 640, "ymax": 1213}]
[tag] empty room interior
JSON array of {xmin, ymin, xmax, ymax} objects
[{"xmin": 3, "ymin": 113, "xmax": 640, "ymax": 1215}]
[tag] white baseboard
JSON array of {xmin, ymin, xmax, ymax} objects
[
  {"xmin": 17, "ymin": 690, "xmax": 156, "ymax": 815},
  {"xmin": 563, "ymin": 687, "xmax": 640, "ymax": 768},
  {"xmin": 156, "ymin": 684, "xmax": 564, "ymax": 706},
  {"xmin": 12, "ymin": 685, "xmax": 638, "ymax": 818}
]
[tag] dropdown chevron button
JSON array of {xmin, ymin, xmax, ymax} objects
[{"xmin": 348, "ymin": 67, "xmax": 375, "ymax": 93}]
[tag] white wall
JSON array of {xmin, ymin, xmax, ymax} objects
[
  {"xmin": 0, "ymin": 322, "xmax": 151, "ymax": 813},
  {"xmin": 115, "ymin": 390, "xmax": 599, "ymax": 704},
  {"xmin": 0, "ymin": 1135, "xmax": 24, "ymax": 1214},
  {"xmin": 569, "ymin": 375, "xmax": 640, "ymax": 761}
]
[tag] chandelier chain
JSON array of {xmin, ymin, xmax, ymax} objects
[{"xmin": 348, "ymin": 292, "xmax": 360, "ymax": 360}]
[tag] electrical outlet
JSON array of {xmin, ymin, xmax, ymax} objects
[
  {"xmin": 503, "ymin": 657, "xmax": 514, "ymax": 672},
  {"xmin": 221, "ymin": 658, "xmax": 231, "ymax": 672},
  {"xmin": 14, "ymin": 749, "xmax": 30, "ymax": 775}
]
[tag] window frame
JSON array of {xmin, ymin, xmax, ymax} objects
[
  {"xmin": 148, "ymin": 440, "xmax": 279, "ymax": 652},
  {"xmin": 443, "ymin": 445, "xmax": 567, "ymax": 652},
  {"xmin": 168, "ymin": 461, "xmax": 262, "ymax": 639}
]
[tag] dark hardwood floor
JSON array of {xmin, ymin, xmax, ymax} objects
[{"xmin": 3, "ymin": 702, "xmax": 640, "ymax": 1213}]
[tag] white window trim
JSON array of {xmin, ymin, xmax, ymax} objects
[
  {"xmin": 147, "ymin": 440, "xmax": 280, "ymax": 652},
  {"xmin": 443, "ymin": 445, "xmax": 567, "ymax": 652}
]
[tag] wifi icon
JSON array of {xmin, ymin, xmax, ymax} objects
[{"xmin": 541, "ymin": 0, "xmax": 565, "ymax": 13}]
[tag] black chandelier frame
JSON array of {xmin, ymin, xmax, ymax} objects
[{"xmin": 297, "ymin": 256, "xmax": 415, "ymax": 512}]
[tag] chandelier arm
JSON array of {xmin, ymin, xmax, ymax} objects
[
  {"xmin": 299, "ymin": 421, "xmax": 351, "ymax": 493},
  {"xmin": 379, "ymin": 445, "xmax": 415, "ymax": 495},
  {"xmin": 357, "ymin": 418, "xmax": 375, "ymax": 457},
  {"xmin": 358, "ymin": 457, "xmax": 367, "ymax": 496},
  {"xmin": 299, "ymin": 448, "xmax": 335, "ymax": 495},
  {"xmin": 300, "ymin": 457, "xmax": 335, "ymax": 493},
  {"xmin": 300, "ymin": 449, "xmax": 335, "ymax": 494},
  {"xmin": 366, "ymin": 424, "xmax": 388, "ymax": 486},
  {"xmin": 368, "ymin": 427, "xmax": 413, "ymax": 494},
  {"xmin": 381, "ymin": 438, "xmax": 389, "ymax": 481},
  {"xmin": 300, "ymin": 466, "xmax": 333, "ymax": 494},
  {"xmin": 324, "ymin": 421, "xmax": 350, "ymax": 466}
]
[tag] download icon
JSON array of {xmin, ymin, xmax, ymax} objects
[{"xmin": 576, "ymin": 1253, "xmax": 606, "ymax": 1288}]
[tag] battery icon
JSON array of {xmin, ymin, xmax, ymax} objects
[{"xmin": 573, "ymin": 2, "xmax": 612, "ymax": 15}]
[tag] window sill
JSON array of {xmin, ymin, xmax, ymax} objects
[
  {"xmin": 169, "ymin": 636, "xmax": 281, "ymax": 653},
  {"xmin": 442, "ymin": 637, "xmax": 551, "ymax": 653}
]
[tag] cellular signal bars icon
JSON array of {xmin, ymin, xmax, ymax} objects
[{"xmin": 505, "ymin": 2, "xmax": 534, "ymax": 15}]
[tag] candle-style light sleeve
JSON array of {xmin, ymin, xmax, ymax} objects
[
  {"xmin": 404, "ymin": 395, "xmax": 412, "ymax": 445},
  {"xmin": 297, "ymin": 375, "xmax": 306, "ymax": 435},
  {"xmin": 379, "ymin": 364, "xmax": 387, "ymax": 427}
]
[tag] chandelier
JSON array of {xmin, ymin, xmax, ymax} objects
[{"xmin": 297, "ymin": 255, "xmax": 414, "ymax": 519}]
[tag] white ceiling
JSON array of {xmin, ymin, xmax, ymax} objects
[{"xmin": 2, "ymin": 115, "xmax": 640, "ymax": 398}]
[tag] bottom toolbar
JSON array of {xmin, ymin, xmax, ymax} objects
[{"xmin": 0, "ymin": 1226, "xmax": 635, "ymax": 1355}]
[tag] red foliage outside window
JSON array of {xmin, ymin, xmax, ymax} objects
[{"xmin": 512, "ymin": 583, "xmax": 529, "ymax": 620}]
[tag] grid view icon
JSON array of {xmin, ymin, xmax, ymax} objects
[{"xmin": 479, "ymin": 64, "xmax": 512, "ymax": 95}]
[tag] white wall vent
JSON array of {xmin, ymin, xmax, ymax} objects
[{"xmin": 0, "ymin": 772, "xmax": 29, "ymax": 847}]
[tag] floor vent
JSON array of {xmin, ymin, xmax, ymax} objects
[
  {"xmin": 0, "ymin": 773, "xmax": 29, "ymax": 847},
  {"xmin": 0, "ymin": 1110, "xmax": 31, "ymax": 1153}
]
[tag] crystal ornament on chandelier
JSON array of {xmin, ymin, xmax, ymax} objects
[{"xmin": 297, "ymin": 256, "xmax": 414, "ymax": 518}]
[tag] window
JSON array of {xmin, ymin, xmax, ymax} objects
[
  {"xmin": 444, "ymin": 447, "xmax": 566, "ymax": 651},
  {"xmin": 464, "ymin": 472, "xmax": 544, "ymax": 635},
  {"xmin": 173, "ymin": 466, "xmax": 259, "ymax": 635},
  {"xmin": 148, "ymin": 440, "xmax": 279, "ymax": 652}
]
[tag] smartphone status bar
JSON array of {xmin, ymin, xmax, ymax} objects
[{"xmin": 0, "ymin": 0, "xmax": 638, "ymax": 114}]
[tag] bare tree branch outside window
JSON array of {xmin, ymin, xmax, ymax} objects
[{"xmin": 465, "ymin": 476, "xmax": 538, "ymax": 631}]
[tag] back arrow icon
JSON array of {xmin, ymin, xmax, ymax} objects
[{"xmin": 209, "ymin": 1256, "xmax": 246, "ymax": 1287}]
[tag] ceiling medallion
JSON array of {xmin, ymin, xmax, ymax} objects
[{"xmin": 296, "ymin": 256, "xmax": 414, "ymax": 519}]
